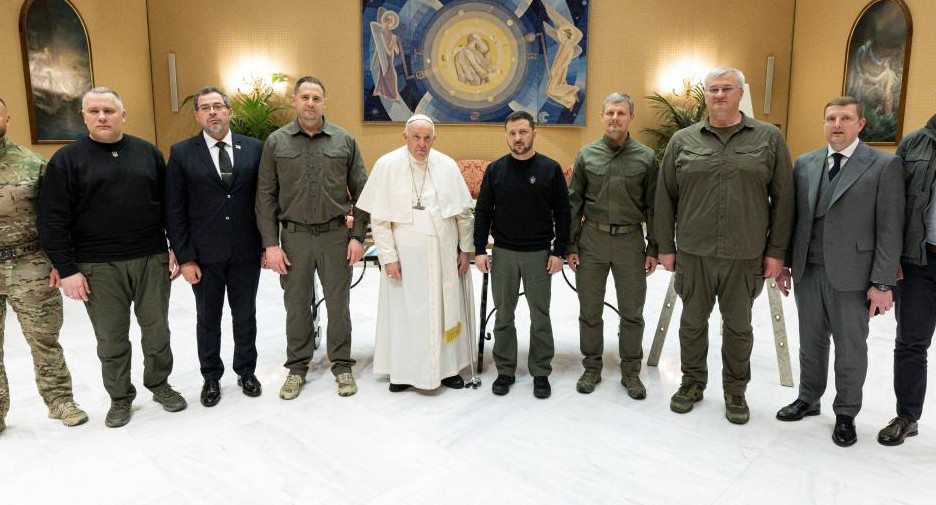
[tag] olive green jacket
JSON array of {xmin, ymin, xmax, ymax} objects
[
  {"xmin": 655, "ymin": 113, "xmax": 794, "ymax": 261},
  {"xmin": 255, "ymin": 118, "xmax": 369, "ymax": 246},
  {"xmin": 567, "ymin": 135, "xmax": 658, "ymax": 256}
]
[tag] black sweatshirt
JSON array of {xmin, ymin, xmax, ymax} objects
[
  {"xmin": 38, "ymin": 135, "xmax": 168, "ymax": 278},
  {"xmin": 473, "ymin": 152, "xmax": 571, "ymax": 257}
]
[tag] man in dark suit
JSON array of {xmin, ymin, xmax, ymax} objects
[
  {"xmin": 166, "ymin": 87, "xmax": 264, "ymax": 407},
  {"xmin": 776, "ymin": 96, "xmax": 903, "ymax": 446}
]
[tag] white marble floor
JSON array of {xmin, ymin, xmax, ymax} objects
[{"xmin": 0, "ymin": 265, "xmax": 933, "ymax": 505}]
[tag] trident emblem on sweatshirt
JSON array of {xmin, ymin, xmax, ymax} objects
[{"xmin": 529, "ymin": 175, "xmax": 536, "ymax": 184}]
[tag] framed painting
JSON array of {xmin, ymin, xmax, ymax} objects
[
  {"xmin": 19, "ymin": 0, "xmax": 94, "ymax": 144},
  {"xmin": 842, "ymin": 0, "xmax": 912, "ymax": 145},
  {"xmin": 362, "ymin": 0, "xmax": 589, "ymax": 125}
]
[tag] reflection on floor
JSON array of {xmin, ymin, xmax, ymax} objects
[{"xmin": 1, "ymin": 265, "xmax": 933, "ymax": 505}]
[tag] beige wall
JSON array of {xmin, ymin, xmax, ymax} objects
[
  {"xmin": 0, "ymin": 0, "xmax": 155, "ymax": 159},
  {"xmin": 147, "ymin": 0, "xmax": 795, "ymax": 167},
  {"xmin": 787, "ymin": 0, "xmax": 936, "ymax": 156}
]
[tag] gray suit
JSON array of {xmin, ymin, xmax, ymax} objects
[{"xmin": 789, "ymin": 142, "xmax": 903, "ymax": 417}]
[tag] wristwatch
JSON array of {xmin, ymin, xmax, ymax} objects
[{"xmin": 872, "ymin": 283, "xmax": 894, "ymax": 292}]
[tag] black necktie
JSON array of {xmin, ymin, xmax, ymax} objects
[
  {"xmin": 829, "ymin": 152, "xmax": 843, "ymax": 181},
  {"xmin": 217, "ymin": 141, "xmax": 233, "ymax": 186}
]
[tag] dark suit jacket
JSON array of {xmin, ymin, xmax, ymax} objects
[
  {"xmin": 789, "ymin": 141, "xmax": 904, "ymax": 291},
  {"xmin": 166, "ymin": 132, "xmax": 263, "ymax": 265}
]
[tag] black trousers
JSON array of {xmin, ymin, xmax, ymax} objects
[
  {"xmin": 894, "ymin": 252, "xmax": 936, "ymax": 422},
  {"xmin": 192, "ymin": 257, "xmax": 261, "ymax": 380}
]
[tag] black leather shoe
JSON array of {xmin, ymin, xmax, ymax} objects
[
  {"xmin": 389, "ymin": 383, "xmax": 411, "ymax": 392},
  {"xmin": 533, "ymin": 376, "xmax": 551, "ymax": 399},
  {"xmin": 237, "ymin": 374, "xmax": 262, "ymax": 397},
  {"xmin": 491, "ymin": 374, "xmax": 515, "ymax": 396},
  {"xmin": 776, "ymin": 399, "xmax": 820, "ymax": 421},
  {"xmin": 878, "ymin": 417, "xmax": 919, "ymax": 446},
  {"xmin": 200, "ymin": 379, "xmax": 221, "ymax": 407},
  {"xmin": 832, "ymin": 415, "xmax": 857, "ymax": 447},
  {"xmin": 441, "ymin": 375, "xmax": 464, "ymax": 389}
]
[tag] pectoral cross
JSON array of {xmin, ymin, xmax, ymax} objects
[{"xmin": 413, "ymin": 201, "xmax": 425, "ymax": 210}]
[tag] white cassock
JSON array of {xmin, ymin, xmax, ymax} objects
[{"xmin": 357, "ymin": 146, "xmax": 476, "ymax": 389}]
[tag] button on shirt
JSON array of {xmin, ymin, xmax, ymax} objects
[
  {"xmin": 567, "ymin": 135, "xmax": 659, "ymax": 256},
  {"xmin": 655, "ymin": 113, "xmax": 795, "ymax": 260},
  {"xmin": 204, "ymin": 130, "xmax": 234, "ymax": 178},
  {"xmin": 255, "ymin": 118, "xmax": 369, "ymax": 246}
]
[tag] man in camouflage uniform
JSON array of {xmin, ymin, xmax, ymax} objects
[{"xmin": 0, "ymin": 97, "xmax": 87, "ymax": 433}]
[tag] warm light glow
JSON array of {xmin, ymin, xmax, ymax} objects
[
  {"xmin": 657, "ymin": 58, "xmax": 709, "ymax": 94},
  {"xmin": 223, "ymin": 56, "xmax": 287, "ymax": 95}
]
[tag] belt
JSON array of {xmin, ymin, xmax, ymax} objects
[
  {"xmin": 0, "ymin": 242, "xmax": 40, "ymax": 260},
  {"xmin": 284, "ymin": 218, "xmax": 343, "ymax": 235},
  {"xmin": 927, "ymin": 243, "xmax": 936, "ymax": 253},
  {"xmin": 584, "ymin": 221, "xmax": 640, "ymax": 235}
]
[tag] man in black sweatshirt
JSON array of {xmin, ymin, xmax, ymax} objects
[
  {"xmin": 473, "ymin": 111, "xmax": 571, "ymax": 398},
  {"xmin": 38, "ymin": 87, "xmax": 186, "ymax": 428}
]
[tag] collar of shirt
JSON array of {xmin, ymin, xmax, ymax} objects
[
  {"xmin": 203, "ymin": 130, "xmax": 233, "ymax": 175},
  {"xmin": 701, "ymin": 111, "xmax": 756, "ymax": 134},
  {"xmin": 600, "ymin": 133, "xmax": 631, "ymax": 151},
  {"xmin": 286, "ymin": 117, "xmax": 334, "ymax": 138},
  {"xmin": 203, "ymin": 130, "xmax": 233, "ymax": 149},
  {"xmin": 826, "ymin": 136, "xmax": 860, "ymax": 168}
]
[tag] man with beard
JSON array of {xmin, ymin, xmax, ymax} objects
[
  {"xmin": 165, "ymin": 87, "xmax": 264, "ymax": 407},
  {"xmin": 38, "ymin": 87, "xmax": 185, "ymax": 428},
  {"xmin": 473, "ymin": 110, "xmax": 570, "ymax": 398},
  {"xmin": 566, "ymin": 92, "xmax": 659, "ymax": 399},
  {"xmin": 0, "ymin": 96, "xmax": 87, "ymax": 433}
]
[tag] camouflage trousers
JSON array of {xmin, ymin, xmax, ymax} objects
[{"xmin": 0, "ymin": 251, "xmax": 74, "ymax": 420}]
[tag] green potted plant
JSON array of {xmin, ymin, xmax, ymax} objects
[
  {"xmin": 181, "ymin": 73, "xmax": 290, "ymax": 142},
  {"xmin": 641, "ymin": 82, "xmax": 707, "ymax": 162}
]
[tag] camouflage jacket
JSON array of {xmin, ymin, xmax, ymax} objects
[{"xmin": 0, "ymin": 138, "xmax": 47, "ymax": 248}]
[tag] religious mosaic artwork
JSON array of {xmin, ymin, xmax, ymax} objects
[
  {"xmin": 843, "ymin": 0, "xmax": 912, "ymax": 145},
  {"xmin": 19, "ymin": 0, "xmax": 94, "ymax": 143},
  {"xmin": 362, "ymin": 0, "xmax": 588, "ymax": 125}
]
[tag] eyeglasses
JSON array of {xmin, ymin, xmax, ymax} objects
[{"xmin": 197, "ymin": 103, "xmax": 229, "ymax": 112}]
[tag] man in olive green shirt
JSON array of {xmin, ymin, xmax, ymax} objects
[
  {"xmin": 655, "ymin": 67, "xmax": 794, "ymax": 424},
  {"xmin": 255, "ymin": 76, "xmax": 369, "ymax": 399},
  {"xmin": 567, "ymin": 92, "xmax": 659, "ymax": 398}
]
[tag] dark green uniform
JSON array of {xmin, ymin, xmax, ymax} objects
[
  {"xmin": 568, "ymin": 135, "xmax": 658, "ymax": 376},
  {"xmin": 655, "ymin": 113, "xmax": 794, "ymax": 394},
  {"xmin": 0, "ymin": 139, "xmax": 75, "ymax": 420},
  {"xmin": 255, "ymin": 119, "xmax": 368, "ymax": 377}
]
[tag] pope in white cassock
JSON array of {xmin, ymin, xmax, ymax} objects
[{"xmin": 357, "ymin": 115, "xmax": 477, "ymax": 392}]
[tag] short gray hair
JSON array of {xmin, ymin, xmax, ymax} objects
[
  {"xmin": 602, "ymin": 92, "xmax": 635, "ymax": 116},
  {"xmin": 193, "ymin": 86, "xmax": 231, "ymax": 111},
  {"xmin": 704, "ymin": 67, "xmax": 746, "ymax": 89},
  {"xmin": 81, "ymin": 86, "xmax": 124, "ymax": 110}
]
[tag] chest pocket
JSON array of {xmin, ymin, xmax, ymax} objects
[
  {"xmin": 734, "ymin": 144, "xmax": 775, "ymax": 179},
  {"xmin": 314, "ymin": 148, "xmax": 349, "ymax": 184},
  {"xmin": 274, "ymin": 149, "xmax": 305, "ymax": 177},
  {"xmin": 904, "ymin": 154, "xmax": 933, "ymax": 197},
  {"xmin": 675, "ymin": 147, "xmax": 716, "ymax": 183},
  {"xmin": 1, "ymin": 181, "xmax": 39, "ymax": 217}
]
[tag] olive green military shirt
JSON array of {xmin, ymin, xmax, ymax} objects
[
  {"xmin": 567, "ymin": 135, "xmax": 659, "ymax": 256},
  {"xmin": 655, "ymin": 113, "xmax": 794, "ymax": 260},
  {"xmin": 255, "ymin": 118, "xmax": 369, "ymax": 246},
  {"xmin": 0, "ymin": 138, "xmax": 47, "ymax": 248}
]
